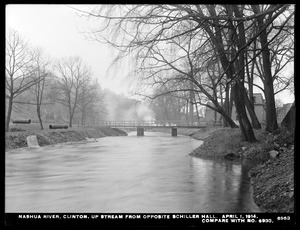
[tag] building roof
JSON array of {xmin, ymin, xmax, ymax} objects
[
  {"xmin": 277, "ymin": 103, "xmax": 293, "ymax": 117},
  {"xmin": 252, "ymin": 93, "xmax": 265, "ymax": 105}
]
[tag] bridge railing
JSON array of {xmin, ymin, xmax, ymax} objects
[{"xmin": 98, "ymin": 120, "xmax": 208, "ymax": 127}]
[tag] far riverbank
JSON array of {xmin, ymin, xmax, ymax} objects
[{"xmin": 5, "ymin": 126, "xmax": 127, "ymax": 151}]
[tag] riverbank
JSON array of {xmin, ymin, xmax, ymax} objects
[
  {"xmin": 5, "ymin": 126, "xmax": 127, "ymax": 151},
  {"xmin": 190, "ymin": 128, "xmax": 269, "ymax": 161},
  {"xmin": 5, "ymin": 125, "xmax": 294, "ymax": 213},
  {"xmin": 188, "ymin": 126, "xmax": 294, "ymax": 213},
  {"xmin": 249, "ymin": 131, "xmax": 294, "ymax": 213}
]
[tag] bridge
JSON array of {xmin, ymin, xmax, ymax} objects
[{"xmin": 98, "ymin": 120, "xmax": 208, "ymax": 136}]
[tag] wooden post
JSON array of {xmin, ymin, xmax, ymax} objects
[
  {"xmin": 171, "ymin": 128, "xmax": 177, "ymax": 136},
  {"xmin": 137, "ymin": 127, "xmax": 144, "ymax": 136}
]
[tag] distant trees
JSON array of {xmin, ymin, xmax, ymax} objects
[
  {"xmin": 150, "ymin": 86, "xmax": 185, "ymax": 121},
  {"xmin": 5, "ymin": 29, "xmax": 107, "ymax": 130},
  {"xmin": 80, "ymin": 4, "xmax": 294, "ymax": 142},
  {"xmin": 77, "ymin": 79, "xmax": 105, "ymax": 126},
  {"xmin": 5, "ymin": 29, "xmax": 45, "ymax": 131},
  {"xmin": 54, "ymin": 56, "xmax": 94, "ymax": 128},
  {"xmin": 30, "ymin": 49, "xmax": 50, "ymax": 130}
]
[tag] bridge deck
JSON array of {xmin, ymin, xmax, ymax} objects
[
  {"xmin": 99, "ymin": 120, "xmax": 208, "ymax": 128},
  {"xmin": 111, "ymin": 125, "xmax": 205, "ymax": 129}
]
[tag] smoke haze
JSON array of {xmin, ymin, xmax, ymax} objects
[{"xmin": 104, "ymin": 89, "xmax": 154, "ymax": 121}]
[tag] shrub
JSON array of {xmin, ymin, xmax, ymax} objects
[
  {"xmin": 244, "ymin": 142, "xmax": 273, "ymax": 163},
  {"xmin": 10, "ymin": 127, "xmax": 25, "ymax": 132}
]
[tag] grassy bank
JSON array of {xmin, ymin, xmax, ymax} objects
[
  {"xmin": 190, "ymin": 128, "xmax": 269, "ymax": 161},
  {"xmin": 5, "ymin": 125, "xmax": 127, "ymax": 151}
]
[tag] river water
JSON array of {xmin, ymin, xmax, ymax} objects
[{"xmin": 5, "ymin": 131, "xmax": 261, "ymax": 213}]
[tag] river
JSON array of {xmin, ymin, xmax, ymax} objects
[{"xmin": 5, "ymin": 131, "xmax": 261, "ymax": 213}]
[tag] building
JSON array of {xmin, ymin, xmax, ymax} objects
[
  {"xmin": 276, "ymin": 103, "xmax": 293, "ymax": 124},
  {"xmin": 204, "ymin": 93, "xmax": 266, "ymax": 125}
]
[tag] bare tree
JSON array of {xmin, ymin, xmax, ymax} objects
[
  {"xmin": 54, "ymin": 56, "xmax": 92, "ymax": 127},
  {"xmin": 5, "ymin": 29, "xmax": 42, "ymax": 131},
  {"xmin": 169, "ymin": 4, "xmax": 292, "ymax": 137},
  {"xmin": 251, "ymin": 5, "xmax": 294, "ymax": 132},
  {"xmin": 130, "ymin": 19, "xmax": 239, "ymax": 128},
  {"xmin": 31, "ymin": 49, "xmax": 50, "ymax": 130},
  {"xmin": 249, "ymin": 7, "xmax": 294, "ymax": 110},
  {"xmin": 77, "ymin": 4, "xmax": 293, "ymax": 141},
  {"xmin": 77, "ymin": 79, "xmax": 105, "ymax": 125}
]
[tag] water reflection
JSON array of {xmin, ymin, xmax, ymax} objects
[
  {"xmin": 189, "ymin": 157, "xmax": 260, "ymax": 212},
  {"xmin": 5, "ymin": 132, "xmax": 260, "ymax": 213}
]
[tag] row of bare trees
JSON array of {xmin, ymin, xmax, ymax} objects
[
  {"xmin": 52, "ymin": 56, "xmax": 105, "ymax": 127},
  {"xmin": 77, "ymin": 4, "xmax": 294, "ymax": 142},
  {"xmin": 5, "ymin": 29, "xmax": 106, "ymax": 131}
]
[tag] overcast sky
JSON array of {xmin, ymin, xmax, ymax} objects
[
  {"xmin": 6, "ymin": 4, "xmax": 133, "ymax": 96},
  {"xmin": 6, "ymin": 4, "xmax": 294, "ymax": 104}
]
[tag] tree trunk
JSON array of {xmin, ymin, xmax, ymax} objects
[
  {"xmin": 229, "ymin": 87, "xmax": 234, "ymax": 119},
  {"xmin": 237, "ymin": 113, "xmax": 248, "ymax": 142},
  {"xmin": 264, "ymin": 80, "xmax": 278, "ymax": 132},
  {"xmin": 81, "ymin": 108, "xmax": 86, "ymax": 126},
  {"xmin": 252, "ymin": 5, "xmax": 278, "ymax": 133},
  {"xmin": 212, "ymin": 103, "xmax": 238, "ymax": 128},
  {"xmin": 232, "ymin": 5, "xmax": 256, "ymax": 142},
  {"xmin": 232, "ymin": 83, "xmax": 257, "ymax": 142},
  {"xmin": 219, "ymin": 110, "xmax": 238, "ymax": 128},
  {"xmin": 69, "ymin": 114, "xmax": 73, "ymax": 127},
  {"xmin": 37, "ymin": 104, "xmax": 44, "ymax": 130},
  {"xmin": 260, "ymin": 34, "xmax": 278, "ymax": 132},
  {"xmin": 189, "ymin": 92, "xmax": 194, "ymax": 124},
  {"xmin": 247, "ymin": 39, "xmax": 256, "ymax": 110},
  {"xmin": 69, "ymin": 108, "xmax": 73, "ymax": 128},
  {"xmin": 244, "ymin": 91, "xmax": 261, "ymax": 129},
  {"xmin": 189, "ymin": 82, "xmax": 195, "ymax": 123},
  {"xmin": 195, "ymin": 100, "xmax": 200, "ymax": 122},
  {"xmin": 5, "ymin": 97, "xmax": 13, "ymax": 132},
  {"xmin": 223, "ymin": 84, "xmax": 230, "ymax": 127},
  {"xmin": 177, "ymin": 97, "xmax": 181, "ymax": 120}
]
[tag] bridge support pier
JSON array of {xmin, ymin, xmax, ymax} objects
[
  {"xmin": 137, "ymin": 127, "xmax": 144, "ymax": 136},
  {"xmin": 171, "ymin": 128, "xmax": 177, "ymax": 136}
]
